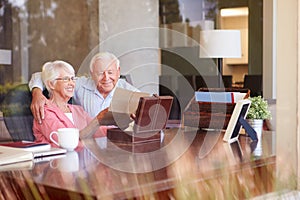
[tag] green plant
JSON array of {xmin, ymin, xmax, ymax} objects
[{"xmin": 247, "ymin": 96, "xmax": 272, "ymax": 120}]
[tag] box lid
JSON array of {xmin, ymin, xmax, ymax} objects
[{"xmin": 133, "ymin": 95, "xmax": 173, "ymax": 133}]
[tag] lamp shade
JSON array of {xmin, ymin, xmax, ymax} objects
[{"xmin": 199, "ymin": 30, "xmax": 241, "ymax": 58}]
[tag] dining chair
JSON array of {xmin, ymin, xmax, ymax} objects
[
  {"xmin": 195, "ymin": 75, "xmax": 220, "ymax": 89},
  {"xmin": 222, "ymin": 75, "xmax": 233, "ymax": 88},
  {"xmin": 177, "ymin": 75, "xmax": 196, "ymax": 112},
  {"xmin": 159, "ymin": 75, "xmax": 181, "ymax": 120},
  {"xmin": 243, "ymin": 75, "xmax": 262, "ymax": 97},
  {"xmin": 1, "ymin": 84, "xmax": 36, "ymax": 141}
]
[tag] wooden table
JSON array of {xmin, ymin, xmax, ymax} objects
[{"xmin": 0, "ymin": 128, "xmax": 275, "ymax": 199}]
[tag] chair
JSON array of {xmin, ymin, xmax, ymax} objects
[
  {"xmin": 243, "ymin": 75, "xmax": 262, "ymax": 97},
  {"xmin": 195, "ymin": 75, "xmax": 219, "ymax": 89},
  {"xmin": 194, "ymin": 75, "xmax": 206, "ymax": 89},
  {"xmin": 159, "ymin": 75, "xmax": 181, "ymax": 120},
  {"xmin": 1, "ymin": 84, "xmax": 35, "ymax": 141},
  {"xmin": 1, "ymin": 83, "xmax": 74, "ymax": 141},
  {"xmin": 222, "ymin": 75, "xmax": 233, "ymax": 88},
  {"xmin": 120, "ymin": 74, "xmax": 133, "ymax": 85},
  {"xmin": 177, "ymin": 75, "xmax": 196, "ymax": 111}
]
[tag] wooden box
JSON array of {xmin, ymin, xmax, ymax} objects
[
  {"xmin": 107, "ymin": 137, "xmax": 161, "ymax": 153},
  {"xmin": 183, "ymin": 88, "xmax": 250, "ymax": 130},
  {"xmin": 107, "ymin": 129, "xmax": 162, "ymax": 144},
  {"xmin": 107, "ymin": 95, "xmax": 173, "ymax": 144}
]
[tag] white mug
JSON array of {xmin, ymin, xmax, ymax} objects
[{"xmin": 50, "ymin": 128, "xmax": 79, "ymax": 151}]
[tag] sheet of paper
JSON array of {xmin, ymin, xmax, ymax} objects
[
  {"xmin": 195, "ymin": 91, "xmax": 247, "ymax": 103},
  {"xmin": 195, "ymin": 91, "xmax": 233, "ymax": 103},
  {"xmin": 232, "ymin": 92, "xmax": 247, "ymax": 102},
  {"xmin": 109, "ymin": 88, "xmax": 151, "ymax": 114}
]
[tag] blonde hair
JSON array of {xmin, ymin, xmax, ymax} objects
[{"xmin": 41, "ymin": 60, "xmax": 75, "ymax": 94}]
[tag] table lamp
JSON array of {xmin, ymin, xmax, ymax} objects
[{"xmin": 199, "ymin": 30, "xmax": 241, "ymax": 87}]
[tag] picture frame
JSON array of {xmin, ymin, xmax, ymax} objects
[{"xmin": 223, "ymin": 99, "xmax": 257, "ymax": 143}]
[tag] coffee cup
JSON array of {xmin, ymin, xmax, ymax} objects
[{"xmin": 50, "ymin": 128, "xmax": 79, "ymax": 151}]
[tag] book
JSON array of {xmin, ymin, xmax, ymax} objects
[
  {"xmin": 0, "ymin": 145, "xmax": 33, "ymax": 166},
  {"xmin": 0, "ymin": 141, "xmax": 51, "ymax": 152}
]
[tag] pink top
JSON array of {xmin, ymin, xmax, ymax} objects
[{"xmin": 33, "ymin": 103, "xmax": 106, "ymax": 149}]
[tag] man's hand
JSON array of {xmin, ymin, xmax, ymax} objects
[
  {"xmin": 30, "ymin": 88, "xmax": 48, "ymax": 124},
  {"xmin": 96, "ymin": 108, "xmax": 110, "ymax": 124},
  {"xmin": 97, "ymin": 108, "xmax": 134, "ymax": 129}
]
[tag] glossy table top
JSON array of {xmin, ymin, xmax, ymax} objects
[{"xmin": 0, "ymin": 128, "xmax": 276, "ymax": 199}]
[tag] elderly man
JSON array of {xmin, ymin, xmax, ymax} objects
[{"xmin": 29, "ymin": 52, "xmax": 139, "ymax": 124}]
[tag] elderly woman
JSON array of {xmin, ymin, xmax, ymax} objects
[{"xmin": 32, "ymin": 60, "xmax": 112, "ymax": 149}]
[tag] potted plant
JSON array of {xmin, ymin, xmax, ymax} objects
[
  {"xmin": 247, "ymin": 96, "xmax": 271, "ymax": 120},
  {"xmin": 246, "ymin": 96, "xmax": 272, "ymax": 134}
]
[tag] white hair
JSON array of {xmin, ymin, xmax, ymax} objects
[
  {"xmin": 41, "ymin": 60, "xmax": 75, "ymax": 93},
  {"xmin": 89, "ymin": 52, "xmax": 120, "ymax": 73}
]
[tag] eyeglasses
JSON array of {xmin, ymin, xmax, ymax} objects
[{"xmin": 55, "ymin": 76, "xmax": 78, "ymax": 82}]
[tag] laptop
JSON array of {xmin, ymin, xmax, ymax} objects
[
  {"xmin": 33, "ymin": 147, "xmax": 67, "ymax": 158},
  {"xmin": 34, "ymin": 151, "xmax": 66, "ymax": 163}
]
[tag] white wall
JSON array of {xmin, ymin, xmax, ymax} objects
[
  {"xmin": 98, "ymin": 0, "xmax": 159, "ymax": 94},
  {"xmin": 276, "ymin": 0, "xmax": 299, "ymax": 189}
]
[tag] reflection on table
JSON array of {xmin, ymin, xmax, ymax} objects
[{"xmin": 0, "ymin": 128, "xmax": 275, "ymax": 199}]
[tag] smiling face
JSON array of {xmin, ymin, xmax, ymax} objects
[
  {"xmin": 49, "ymin": 68, "xmax": 76, "ymax": 103},
  {"xmin": 91, "ymin": 58, "xmax": 120, "ymax": 98}
]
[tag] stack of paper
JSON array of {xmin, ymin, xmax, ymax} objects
[{"xmin": 0, "ymin": 145, "xmax": 33, "ymax": 166}]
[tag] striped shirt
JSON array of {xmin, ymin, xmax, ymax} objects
[{"xmin": 72, "ymin": 76, "xmax": 139, "ymax": 117}]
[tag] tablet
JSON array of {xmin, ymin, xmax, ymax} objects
[{"xmin": 223, "ymin": 99, "xmax": 252, "ymax": 143}]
